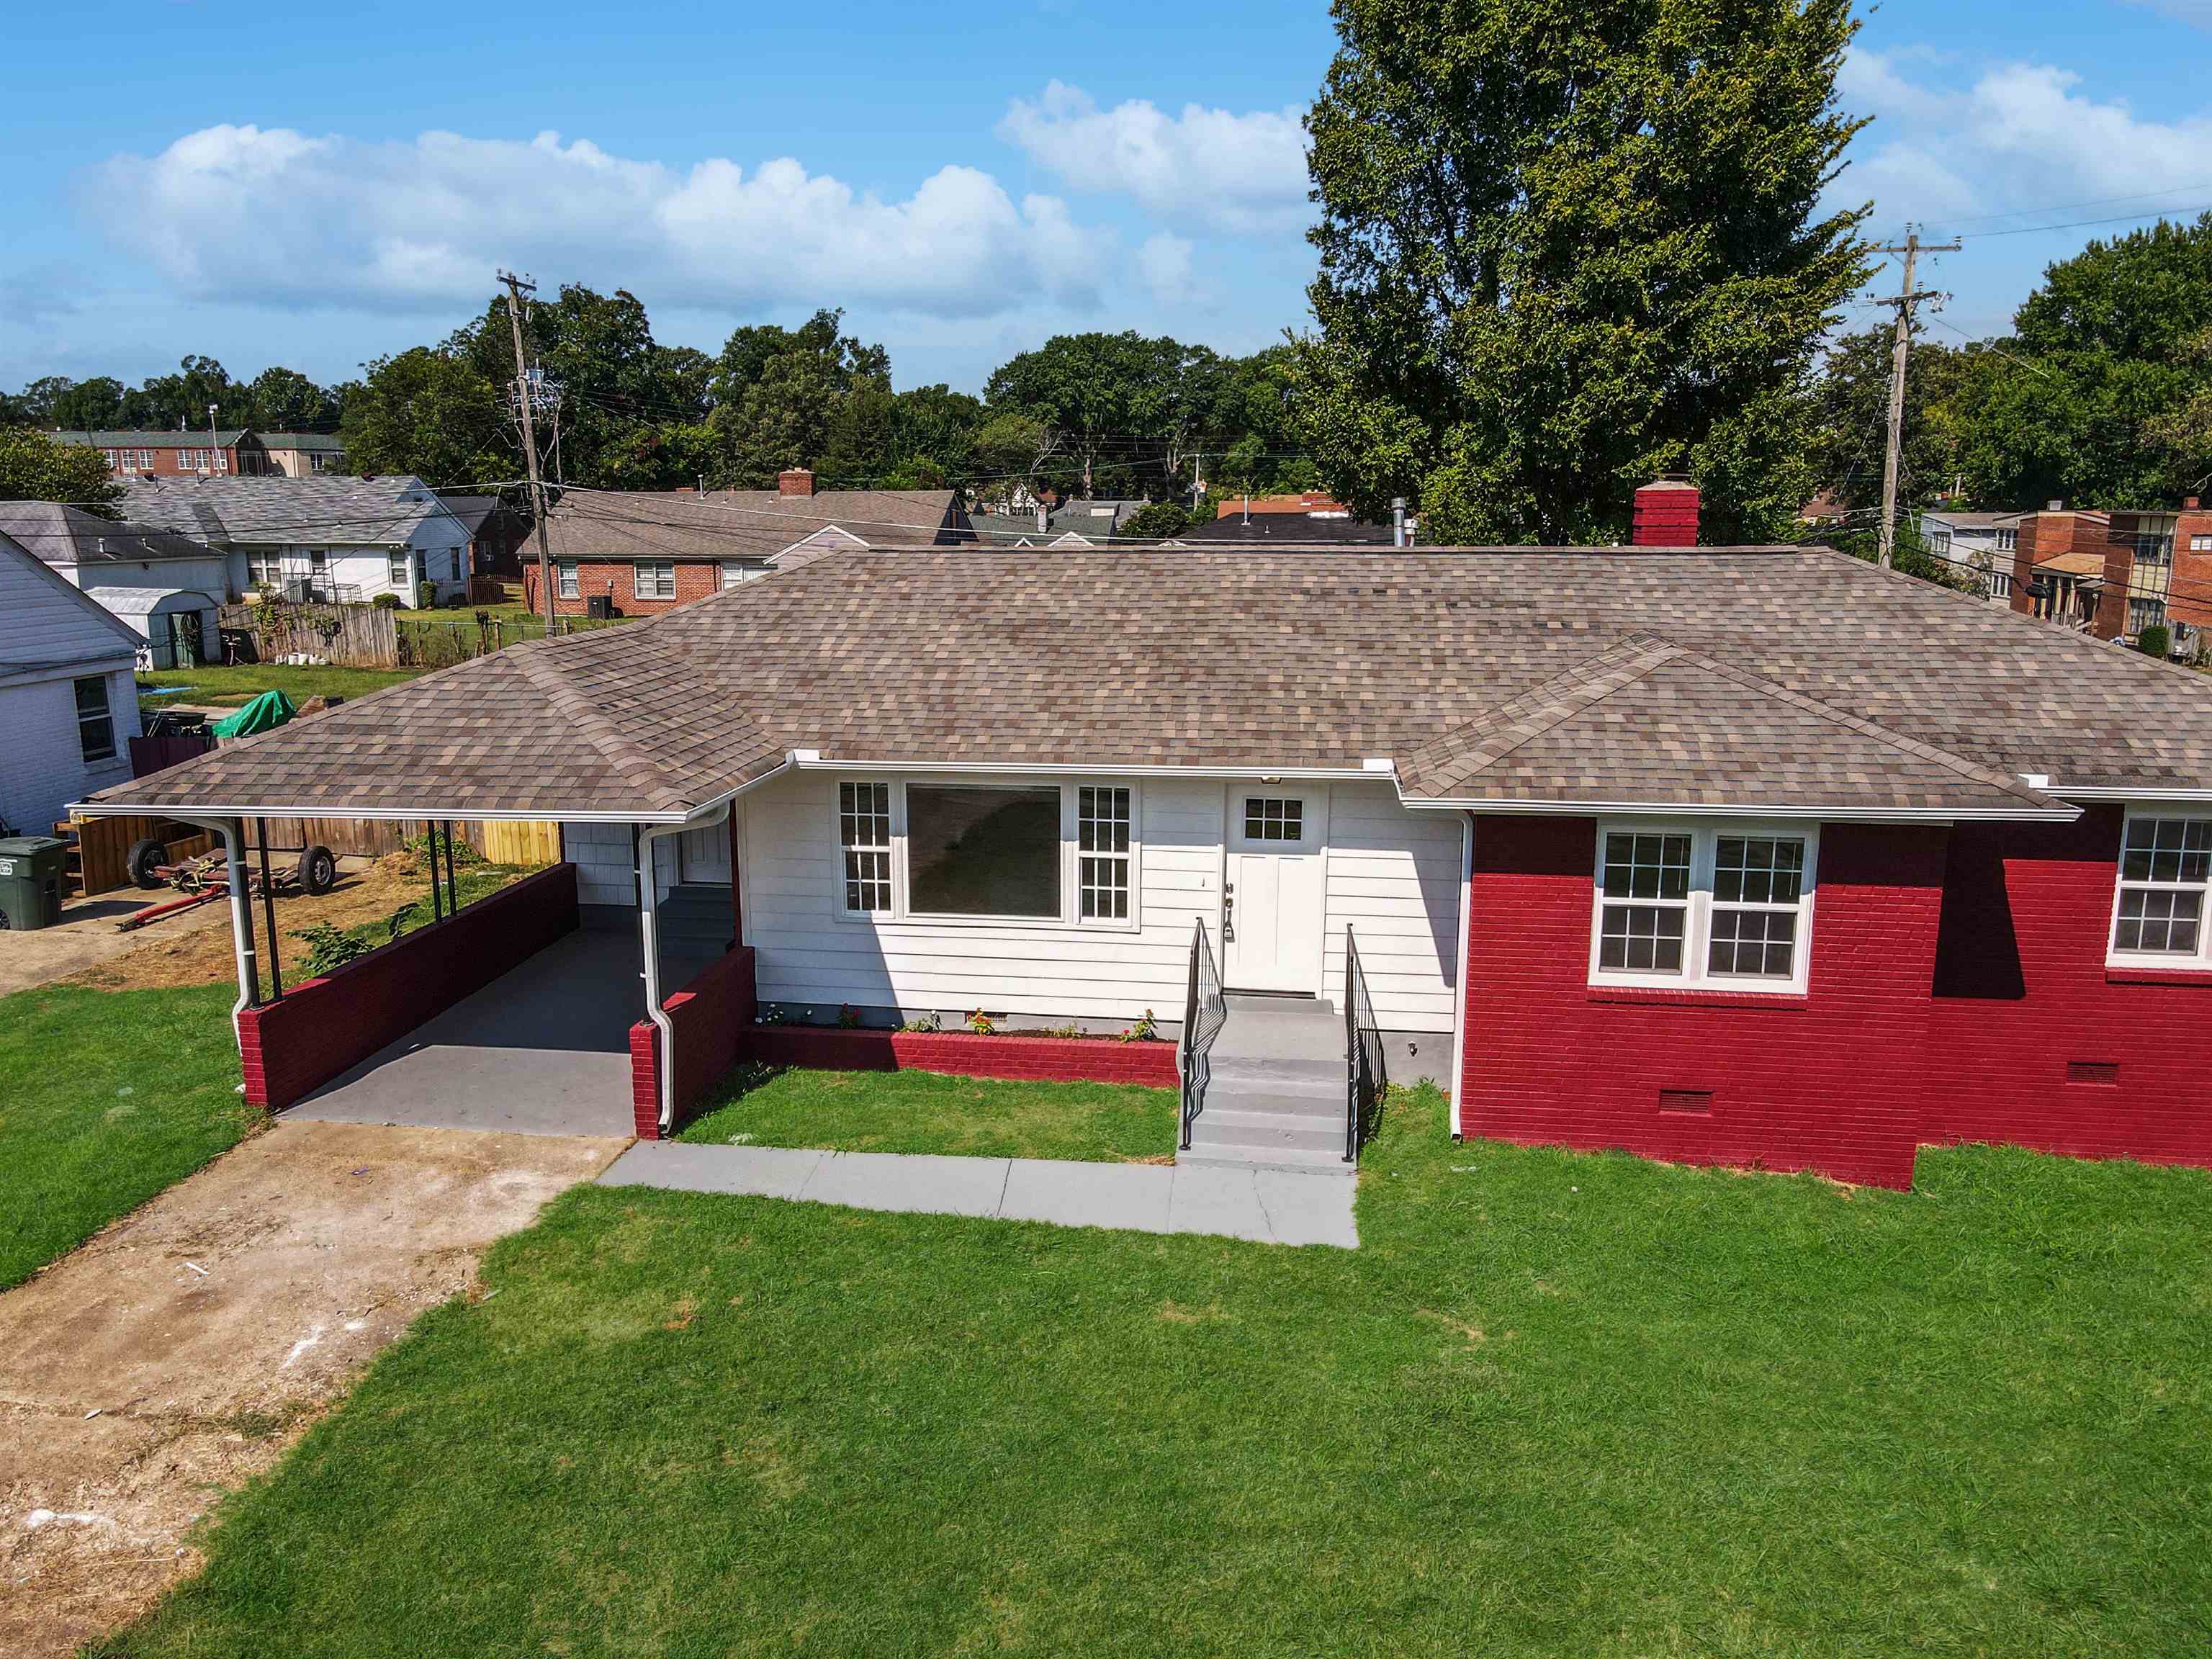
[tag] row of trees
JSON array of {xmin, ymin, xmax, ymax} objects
[
  {"xmin": 1, "ymin": 300, "xmax": 1314, "ymax": 512},
  {"xmin": 10, "ymin": 0, "xmax": 2211, "ymax": 540}
]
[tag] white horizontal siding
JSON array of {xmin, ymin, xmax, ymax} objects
[
  {"xmin": 1321, "ymin": 782, "xmax": 1460, "ymax": 1032},
  {"xmin": 562, "ymin": 821, "xmax": 637, "ymax": 907},
  {"xmin": 0, "ymin": 669, "xmax": 137, "ymax": 838},
  {"xmin": 739, "ymin": 770, "xmax": 1222, "ymax": 1022}
]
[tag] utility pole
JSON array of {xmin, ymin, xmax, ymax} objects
[
  {"xmin": 1871, "ymin": 230, "xmax": 1959, "ymax": 569},
  {"xmin": 500, "ymin": 269, "xmax": 558, "ymax": 637}
]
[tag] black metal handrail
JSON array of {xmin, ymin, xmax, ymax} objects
[
  {"xmin": 1179, "ymin": 917, "xmax": 1226, "ymax": 1150},
  {"xmin": 1344, "ymin": 925, "xmax": 1387, "ymax": 1162}
]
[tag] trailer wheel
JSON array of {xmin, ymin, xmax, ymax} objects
[
  {"xmin": 127, "ymin": 837, "xmax": 167, "ymax": 889},
  {"xmin": 297, "ymin": 844, "xmax": 338, "ymax": 894}
]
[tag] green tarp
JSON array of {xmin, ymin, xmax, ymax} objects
[{"xmin": 209, "ymin": 690, "xmax": 297, "ymax": 739}]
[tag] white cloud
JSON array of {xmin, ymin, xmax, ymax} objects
[
  {"xmin": 998, "ymin": 81, "xmax": 1310, "ymax": 234},
  {"xmin": 86, "ymin": 124, "xmax": 1114, "ymax": 321},
  {"xmin": 1836, "ymin": 54, "xmax": 2212, "ymax": 232},
  {"xmin": 1137, "ymin": 233, "xmax": 1197, "ymax": 305}
]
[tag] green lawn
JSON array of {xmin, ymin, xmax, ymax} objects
[
  {"xmin": 98, "ymin": 1089, "xmax": 2212, "ymax": 1657},
  {"xmin": 677, "ymin": 1064, "xmax": 1178, "ymax": 1161},
  {"xmin": 136, "ymin": 663, "xmax": 425, "ymax": 709},
  {"xmin": 0, "ymin": 984, "xmax": 253, "ymax": 1290}
]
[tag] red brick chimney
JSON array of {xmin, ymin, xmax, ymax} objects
[
  {"xmin": 1631, "ymin": 478, "xmax": 1700, "ymax": 547},
  {"xmin": 777, "ymin": 468, "xmax": 815, "ymax": 498}
]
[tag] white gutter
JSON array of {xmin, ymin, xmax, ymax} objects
[
  {"xmin": 784, "ymin": 756, "xmax": 1389, "ymax": 783},
  {"xmin": 1394, "ymin": 796, "xmax": 2079, "ymax": 824},
  {"xmin": 1448, "ymin": 811, "xmax": 1473, "ymax": 1142},
  {"xmin": 71, "ymin": 803, "xmax": 692, "ymax": 825},
  {"xmin": 2055, "ymin": 786, "xmax": 2212, "ymax": 803},
  {"xmin": 634, "ymin": 802, "xmax": 731, "ymax": 1136}
]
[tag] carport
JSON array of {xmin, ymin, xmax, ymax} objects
[{"xmin": 281, "ymin": 925, "xmax": 658, "ymax": 1137}]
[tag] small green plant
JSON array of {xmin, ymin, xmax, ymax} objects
[
  {"xmin": 1120, "ymin": 1009, "xmax": 1160, "ymax": 1043},
  {"xmin": 290, "ymin": 903, "xmax": 416, "ymax": 976},
  {"xmin": 1038, "ymin": 1023, "xmax": 1085, "ymax": 1040},
  {"xmin": 965, "ymin": 1009, "xmax": 997, "ymax": 1036},
  {"xmin": 837, "ymin": 1004, "xmax": 862, "ymax": 1029},
  {"xmin": 899, "ymin": 1012, "xmax": 943, "ymax": 1033},
  {"xmin": 403, "ymin": 831, "xmax": 484, "ymax": 873},
  {"xmin": 372, "ymin": 593, "xmax": 402, "ymax": 610},
  {"xmin": 2137, "ymin": 624, "xmax": 2172, "ymax": 660}
]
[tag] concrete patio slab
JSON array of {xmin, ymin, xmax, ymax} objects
[{"xmin": 597, "ymin": 1142, "xmax": 1358, "ymax": 1249}]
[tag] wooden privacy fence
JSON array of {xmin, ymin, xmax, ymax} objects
[
  {"xmin": 69, "ymin": 814, "xmax": 563, "ymax": 893},
  {"xmin": 222, "ymin": 600, "xmax": 629, "ymax": 673},
  {"xmin": 220, "ymin": 601, "xmax": 400, "ymax": 669}
]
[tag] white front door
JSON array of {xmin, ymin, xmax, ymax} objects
[
  {"xmin": 1221, "ymin": 788, "xmax": 1327, "ymax": 994},
  {"xmin": 678, "ymin": 820, "xmax": 732, "ymax": 884}
]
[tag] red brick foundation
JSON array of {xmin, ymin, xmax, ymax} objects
[
  {"xmin": 238, "ymin": 863, "xmax": 579, "ymax": 1111},
  {"xmin": 750, "ymin": 1025, "xmax": 1181, "ymax": 1089}
]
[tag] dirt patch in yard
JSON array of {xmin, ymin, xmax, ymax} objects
[
  {"xmin": 0, "ymin": 1120, "xmax": 624, "ymax": 1659},
  {"xmin": 63, "ymin": 852, "xmax": 487, "ymax": 994}
]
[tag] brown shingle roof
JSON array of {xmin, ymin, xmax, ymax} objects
[
  {"xmin": 84, "ymin": 545, "xmax": 2212, "ymax": 821},
  {"xmin": 541, "ymin": 488, "xmax": 962, "ymax": 567}
]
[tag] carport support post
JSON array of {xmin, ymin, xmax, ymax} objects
[
  {"xmin": 427, "ymin": 822, "xmax": 444, "ymax": 923},
  {"xmin": 442, "ymin": 820, "xmax": 459, "ymax": 915},
  {"xmin": 256, "ymin": 819, "xmax": 282, "ymax": 999}
]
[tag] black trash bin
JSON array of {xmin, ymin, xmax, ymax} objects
[{"xmin": 0, "ymin": 835, "xmax": 69, "ymax": 931}]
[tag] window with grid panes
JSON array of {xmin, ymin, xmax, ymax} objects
[
  {"xmin": 1599, "ymin": 832, "xmax": 1691, "ymax": 973},
  {"xmin": 839, "ymin": 781, "xmax": 892, "ymax": 914},
  {"xmin": 1243, "ymin": 796, "xmax": 1303, "ymax": 842},
  {"xmin": 1079, "ymin": 786, "xmax": 1130, "ymax": 920},
  {"xmin": 1708, "ymin": 837, "xmax": 1806, "ymax": 978},
  {"xmin": 2111, "ymin": 814, "xmax": 2211, "ymax": 962}
]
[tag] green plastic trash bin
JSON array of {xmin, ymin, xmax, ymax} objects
[{"xmin": 0, "ymin": 835, "xmax": 68, "ymax": 931}]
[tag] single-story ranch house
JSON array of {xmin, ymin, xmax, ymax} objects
[{"xmin": 78, "ymin": 485, "xmax": 2212, "ymax": 1188}]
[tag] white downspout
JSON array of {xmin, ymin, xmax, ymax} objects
[
  {"xmin": 635, "ymin": 804, "xmax": 731, "ymax": 1136},
  {"xmin": 169, "ymin": 813, "xmax": 258, "ymax": 1040},
  {"xmin": 1447, "ymin": 811, "xmax": 1473, "ymax": 1141}
]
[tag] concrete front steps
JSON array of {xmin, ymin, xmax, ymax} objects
[{"xmin": 1177, "ymin": 1051, "xmax": 1357, "ymax": 1179}]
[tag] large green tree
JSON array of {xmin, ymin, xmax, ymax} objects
[
  {"xmin": 1293, "ymin": 0, "xmax": 1869, "ymax": 544},
  {"xmin": 1954, "ymin": 215, "xmax": 2212, "ymax": 509},
  {"xmin": 339, "ymin": 348, "xmax": 508, "ymax": 486},
  {"xmin": 1807, "ymin": 325, "xmax": 1977, "ymax": 511},
  {"xmin": 0, "ymin": 426, "xmax": 121, "ymax": 509},
  {"xmin": 705, "ymin": 308, "xmax": 891, "ymax": 487}
]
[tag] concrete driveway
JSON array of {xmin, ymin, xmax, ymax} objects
[
  {"xmin": 283, "ymin": 926, "xmax": 657, "ymax": 1138},
  {"xmin": 0, "ymin": 1119, "xmax": 624, "ymax": 1659}
]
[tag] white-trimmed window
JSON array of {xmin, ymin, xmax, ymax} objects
[
  {"xmin": 1079, "ymin": 786, "xmax": 1131, "ymax": 920},
  {"xmin": 1243, "ymin": 796, "xmax": 1304, "ymax": 842},
  {"xmin": 634, "ymin": 560, "xmax": 676, "ymax": 601},
  {"xmin": 388, "ymin": 551, "xmax": 410, "ymax": 590},
  {"xmin": 839, "ymin": 781, "xmax": 892, "ymax": 914},
  {"xmin": 1591, "ymin": 822, "xmax": 1816, "ymax": 992},
  {"xmin": 74, "ymin": 676, "xmax": 116, "ymax": 763},
  {"xmin": 2109, "ymin": 811, "xmax": 2212, "ymax": 968},
  {"xmin": 556, "ymin": 562, "xmax": 580, "ymax": 599},
  {"xmin": 834, "ymin": 778, "xmax": 1140, "ymax": 928},
  {"xmin": 719, "ymin": 561, "xmax": 760, "ymax": 589}
]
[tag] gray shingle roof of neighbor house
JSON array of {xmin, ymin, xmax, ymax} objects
[
  {"xmin": 0, "ymin": 500, "xmax": 223, "ymax": 565},
  {"xmin": 80, "ymin": 544, "xmax": 2212, "ymax": 823},
  {"xmin": 55, "ymin": 429, "xmax": 254, "ymax": 449},
  {"xmin": 542, "ymin": 488, "xmax": 964, "ymax": 567},
  {"xmin": 117, "ymin": 475, "xmax": 451, "ymax": 547}
]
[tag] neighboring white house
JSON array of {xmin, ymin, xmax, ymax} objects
[
  {"xmin": 122, "ymin": 474, "xmax": 473, "ymax": 606},
  {"xmin": 0, "ymin": 501, "xmax": 229, "ymax": 670},
  {"xmin": 1920, "ymin": 509, "xmax": 2026, "ymax": 605},
  {"xmin": 0, "ymin": 528, "xmax": 142, "ymax": 839}
]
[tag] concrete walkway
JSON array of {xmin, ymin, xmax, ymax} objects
[{"xmin": 598, "ymin": 1142, "xmax": 1359, "ymax": 1249}]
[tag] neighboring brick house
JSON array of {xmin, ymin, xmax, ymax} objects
[
  {"xmin": 84, "ymin": 480, "xmax": 2212, "ymax": 1183},
  {"xmin": 56, "ymin": 429, "xmax": 272, "ymax": 478},
  {"xmin": 2009, "ymin": 507, "xmax": 2113, "ymax": 631},
  {"xmin": 521, "ymin": 470, "xmax": 971, "ymax": 616},
  {"xmin": 2008, "ymin": 502, "xmax": 2212, "ymax": 645},
  {"xmin": 2164, "ymin": 496, "xmax": 2212, "ymax": 634}
]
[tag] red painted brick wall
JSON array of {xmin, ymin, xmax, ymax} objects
[
  {"xmin": 238, "ymin": 863, "xmax": 579, "ymax": 1111},
  {"xmin": 2167, "ymin": 508, "xmax": 2212, "ymax": 629},
  {"xmin": 1930, "ymin": 807, "xmax": 2212, "ymax": 1166},
  {"xmin": 1458, "ymin": 817, "xmax": 1947, "ymax": 1188},
  {"xmin": 521, "ymin": 558, "xmax": 719, "ymax": 617},
  {"xmin": 628, "ymin": 946, "xmax": 758, "ymax": 1139},
  {"xmin": 750, "ymin": 1025, "xmax": 1181, "ymax": 1089}
]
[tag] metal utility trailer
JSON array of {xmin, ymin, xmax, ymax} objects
[{"xmin": 119, "ymin": 831, "xmax": 338, "ymax": 934}]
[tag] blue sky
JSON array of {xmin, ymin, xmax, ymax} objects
[{"xmin": 6, "ymin": 1, "xmax": 2211, "ymax": 397}]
